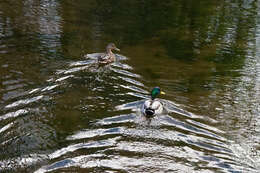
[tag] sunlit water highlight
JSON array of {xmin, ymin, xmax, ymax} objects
[{"xmin": 1, "ymin": 0, "xmax": 260, "ymax": 172}]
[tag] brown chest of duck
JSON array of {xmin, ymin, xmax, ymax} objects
[{"xmin": 98, "ymin": 43, "xmax": 120, "ymax": 65}]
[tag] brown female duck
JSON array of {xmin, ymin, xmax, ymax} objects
[{"xmin": 98, "ymin": 43, "xmax": 120, "ymax": 64}]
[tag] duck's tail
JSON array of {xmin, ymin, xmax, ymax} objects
[{"xmin": 144, "ymin": 107, "xmax": 155, "ymax": 118}]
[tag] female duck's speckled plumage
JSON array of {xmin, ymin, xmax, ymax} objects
[
  {"xmin": 98, "ymin": 43, "xmax": 120, "ymax": 64},
  {"xmin": 141, "ymin": 87, "xmax": 165, "ymax": 118}
]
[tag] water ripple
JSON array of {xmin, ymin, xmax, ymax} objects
[
  {"xmin": 0, "ymin": 122, "xmax": 14, "ymax": 134},
  {"xmin": 49, "ymin": 137, "xmax": 120, "ymax": 160},
  {"xmin": 67, "ymin": 127, "xmax": 124, "ymax": 140},
  {"xmin": 5, "ymin": 95, "xmax": 44, "ymax": 109},
  {"xmin": 0, "ymin": 109, "xmax": 28, "ymax": 121},
  {"xmin": 111, "ymin": 68, "xmax": 141, "ymax": 79}
]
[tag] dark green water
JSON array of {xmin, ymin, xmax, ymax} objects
[{"xmin": 1, "ymin": 0, "xmax": 260, "ymax": 172}]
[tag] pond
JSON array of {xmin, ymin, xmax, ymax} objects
[{"xmin": 0, "ymin": 0, "xmax": 260, "ymax": 172}]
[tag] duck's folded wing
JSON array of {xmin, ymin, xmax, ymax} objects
[
  {"xmin": 141, "ymin": 100, "xmax": 150, "ymax": 113},
  {"xmin": 98, "ymin": 54, "xmax": 109, "ymax": 61},
  {"xmin": 151, "ymin": 101, "xmax": 161, "ymax": 110},
  {"xmin": 143, "ymin": 100, "xmax": 151, "ymax": 109}
]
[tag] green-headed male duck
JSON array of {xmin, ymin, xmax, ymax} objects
[
  {"xmin": 98, "ymin": 43, "xmax": 120, "ymax": 64},
  {"xmin": 141, "ymin": 87, "xmax": 165, "ymax": 118}
]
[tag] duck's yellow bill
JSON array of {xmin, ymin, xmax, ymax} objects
[{"xmin": 161, "ymin": 91, "xmax": 166, "ymax": 95}]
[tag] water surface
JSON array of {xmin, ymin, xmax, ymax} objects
[{"xmin": 0, "ymin": 0, "xmax": 260, "ymax": 172}]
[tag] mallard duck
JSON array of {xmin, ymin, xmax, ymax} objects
[
  {"xmin": 141, "ymin": 87, "xmax": 165, "ymax": 118},
  {"xmin": 98, "ymin": 43, "xmax": 120, "ymax": 64}
]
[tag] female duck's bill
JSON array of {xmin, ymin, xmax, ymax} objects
[
  {"xmin": 98, "ymin": 43, "xmax": 120, "ymax": 64},
  {"xmin": 142, "ymin": 87, "xmax": 165, "ymax": 118},
  {"xmin": 106, "ymin": 43, "xmax": 120, "ymax": 52}
]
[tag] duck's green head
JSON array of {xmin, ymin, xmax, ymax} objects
[{"xmin": 151, "ymin": 87, "xmax": 165, "ymax": 100}]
